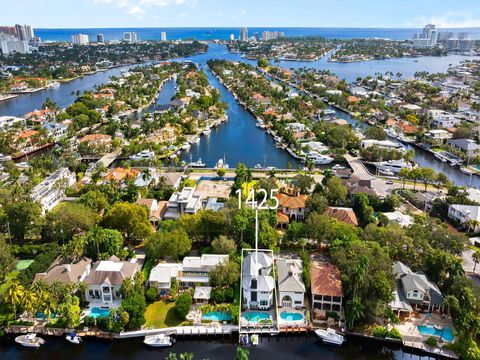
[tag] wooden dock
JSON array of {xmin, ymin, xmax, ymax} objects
[{"xmin": 403, "ymin": 340, "xmax": 459, "ymax": 359}]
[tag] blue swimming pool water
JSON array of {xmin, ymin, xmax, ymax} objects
[
  {"xmin": 243, "ymin": 311, "xmax": 271, "ymax": 323},
  {"xmin": 202, "ymin": 311, "xmax": 232, "ymax": 321},
  {"xmin": 417, "ymin": 325, "xmax": 455, "ymax": 342},
  {"xmin": 89, "ymin": 307, "xmax": 111, "ymax": 319},
  {"xmin": 279, "ymin": 311, "xmax": 303, "ymax": 321},
  {"xmin": 35, "ymin": 312, "xmax": 56, "ymax": 319}
]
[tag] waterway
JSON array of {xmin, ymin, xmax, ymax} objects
[
  {"xmin": 0, "ymin": 334, "xmax": 430, "ymax": 360},
  {"xmin": 1, "ymin": 43, "xmax": 479, "ymax": 183}
]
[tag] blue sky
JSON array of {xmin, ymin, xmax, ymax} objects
[{"xmin": 2, "ymin": 0, "xmax": 480, "ymax": 28}]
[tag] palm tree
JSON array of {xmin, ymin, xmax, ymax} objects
[
  {"xmin": 398, "ymin": 168, "xmax": 410, "ymax": 190},
  {"xmin": 351, "ymin": 256, "xmax": 369, "ymax": 299},
  {"xmin": 6, "ymin": 281, "xmax": 24, "ymax": 319},
  {"xmin": 464, "ymin": 219, "xmax": 480, "ymax": 233},
  {"xmin": 472, "ymin": 251, "xmax": 480, "ymax": 272},
  {"xmin": 346, "ymin": 296, "xmax": 364, "ymax": 330},
  {"xmin": 22, "ymin": 290, "xmax": 37, "ymax": 321},
  {"xmin": 268, "ymin": 168, "xmax": 276, "ymax": 178},
  {"xmin": 443, "ymin": 295, "xmax": 458, "ymax": 318},
  {"xmin": 141, "ymin": 168, "xmax": 152, "ymax": 186}
]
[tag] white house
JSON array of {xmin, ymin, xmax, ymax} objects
[
  {"xmin": 179, "ymin": 254, "xmax": 229, "ymax": 288},
  {"xmin": 42, "ymin": 121, "xmax": 68, "ymax": 141},
  {"xmin": 425, "ymin": 129, "xmax": 452, "ymax": 142},
  {"xmin": 242, "ymin": 251, "xmax": 275, "ymax": 310},
  {"xmin": 428, "ymin": 109, "xmax": 460, "ymax": 128},
  {"xmin": 30, "ymin": 167, "xmax": 76, "ymax": 214},
  {"xmin": 148, "ymin": 263, "xmax": 182, "ymax": 295},
  {"xmin": 350, "ymin": 86, "xmax": 368, "ymax": 97},
  {"xmin": 285, "ymin": 122, "xmax": 306, "ymax": 132},
  {"xmin": 361, "ymin": 139, "xmax": 405, "ymax": 151},
  {"xmin": 382, "ymin": 211, "xmax": 414, "ymax": 228},
  {"xmin": 277, "ymin": 258, "xmax": 305, "ymax": 309},
  {"xmin": 84, "ymin": 256, "xmax": 140, "ymax": 307},
  {"xmin": 0, "ymin": 115, "xmax": 25, "ymax": 130},
  {"xmin": 164, "ymin": 186, "xmax": 202, "ymax": 219},
  {"xmin": 448, "ymin": 204, "xmax": 480, "ymax": 232}
]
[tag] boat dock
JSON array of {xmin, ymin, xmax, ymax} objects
[{"xmin": 117, "ymin": 324, "xmax": 239, "ymax": 339}]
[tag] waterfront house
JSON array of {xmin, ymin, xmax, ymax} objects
[
  {"xmin": 276, "ymin": 258, "xmax": 305, "ymax": 308},
  {"xmin": 448, "ymin": 204, "xmax": 480, "ymax": 232},
  {"xmin": 310, "ymin": 263, "xmax": 343, "ymax": 321},
  {"xmin": 42, "ymin": 121, "xmax": 68, "ymax": 141},
  {"xmin": 275, "ymin": 193, "xmax": 308, "ymax": 227},
  {"xmin": 34, "ymin": 257, "xmax": 92, "ymax": 285},
  {"xmin": 148, "ymin": 262, "xmax": 182, "ymax": 295},
  {"xmin": 103, "ymin": 167, "xmax": 139, "ymax": 186},
  {"xmin": 326, "ymin": 207, "xmax": 358, "ymax": 226},
  {"xmin": 84, "ymin": 256, "xmax": 140, "ymax": 307},
  {"xmin": 428, "ymin": 109, "xmax": 460, "ymax": 128},
  {"xmin": 242, "ymin": 251, "xmax": 275, "ymax": 310},
  {"xmin": 160, "ymin": 172, "xmax": 183, "ymax": 189},
  {"xmin": 78, "ymin": 134, "xmax": 112, "ymax": 147},
  {"xmin": 448, "ymin": 139, "xmax": 480, "ymax": 157},
  {"xmin": 164, "ymin": 186, "xmax": 203, "ymax": 219},
  {"xmin": 194, "ymin": 286, "xmax": 212, "ymax": 304},
  {"xmin": 425, "ymin": 129, "xmax": 452, "ymax": 144},
  {"xmin": 392, "ymin": 261, "xmax": 443, "ymax": 313},
  {"xmin": 30, "ymin": 167, "xmax": 77, "ymax": 214},
  {"xmin": 179, "ymin": 254, "xmax": 229, "ymax": 288},
  {"xmin": 361, "ymin": 139, "xmax": 404, "ymax": 151}
]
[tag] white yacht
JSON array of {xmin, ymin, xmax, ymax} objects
[
  {"xmin": 130, "ymin": 150, "xmax": 155, "ymax": 161},
  {"xmin": 308, "ymin": 153, "xmax": 334, "ymax": 165},
  {"xmin": 202, "ymin": 127, "xmax": 211, "ymax": 136},
  {"xmin": 181, "ymin": 143, "xmax": 191, "ymax": 150},
  {"xmin": 15, "ymin": 333, "xmax": 45, "ymax": 348},
  {"xmin": 376, "ymin": 159, "xmax": 412, "ymax": 174},
  {"xmin": 315, "ymin": 328, "xmax": 345, "ymax": 346},
  {"xmin": 188, "ymin": 158, "xmax": 206, "ymax": 168},
  {"xmin": 254, "ymin": 164, "xmax": 263, "ymax": 169},
  {"xmin": 143, "ymin": 334, "xmax": 175, "ymax": 348},
  {"xmin": 460, "ymin": 166, "xmax": 474, "ymax": 175},
  {"xmin": 215, "ymin": 158, "xmax": 229, "ymax": 169}
]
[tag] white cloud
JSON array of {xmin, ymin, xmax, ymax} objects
[
  {"xmin": 406, "ymin": 11, "xmax": 480, "ymax": 28},
  {"xmin": 92, "ymin": 0, "xmax": 194, "ymax": 18}
]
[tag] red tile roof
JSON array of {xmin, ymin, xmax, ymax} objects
[
  {"xmin": 311, "ymin": 263, "xmax": 343, "ymax": 297},
  {"xmin": 276, "ymin": 193, "xmax": 308, "ymax": 209},
  {"xmin": 326, "ymin": 207, "xmax": 358, "ymax": 226}
]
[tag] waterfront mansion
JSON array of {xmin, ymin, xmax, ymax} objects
[{"xmin": 241, "ymin": 250, "xmax": 275, "ymax": 310}]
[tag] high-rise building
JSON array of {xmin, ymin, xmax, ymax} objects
[
  {"xmin": 459, "ymin": 39, "xmax": 475, "ymax": 52},
  {"xmin": 261, "ymin": 31, "xmax": 285, "ymax": 41},
  {"xmin": 25, "ymin": 25, "xmax": 34, "ymax": 40},
  {"xmin": 0, "ymin": 24, "xmax": 34, "ymax": 41},
  {"xmin": 253, "ymin": 32, "xmax": 259, "ymax": 41},
  {"xmin": 0, "ymin": 33, "xmax": 30, "ymax": 55},
  {"xmin": 97, "ymin": 33, "xmax": 105, "ymax": 43},
  {"xmin": 437, "ymin": 31, "xmax": 453, "ymax": 42},
  {"xmin": 15, "ymin": 24, "xmax": 27, "ymax": 41},
  {"xmin": 124, "ymin": 32, "xmax": 138, "ymax": 43},
  {"xmin": 161, "ymin": 31, "xmax": 167, "ymax": 41},
  {"xmin": 0, "ymin": 26, "xmax": 17, "ymax": 37},
  {"xmin": 446, "ymin": 38, "xmax": 459, "ymax": 51},
  {"xmin": 412, "ymin": 24, "xmax": 437, "ymax": 48},
  {"xmin": 229, "ymin": 34, "xmax": 235, "ymax": 41},
  {"xmin": 457, "ymin": 32, "xmax": 469, "ymax": 40},
  {"xmin": 71, "ymin": 33, "xmax": 89, "ymax": 45},
  {"xmin": 240, "ymin": 27, "xmax": 248, "ymax": 42}
]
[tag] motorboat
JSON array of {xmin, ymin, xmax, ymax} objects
[
  {"xmin": 143, "ymin": 333, "xmax": 175, "ymax": 347},
  {"xmin": 202, "ymin": 127, "xmax": 211, "ymax": 136},
  {"xmin": 66, "ymin": 332, "xmax": 82, "ymax": 345},
  {"xmin": 254, "ymin": 164, "xmax": 262, "ymax": 169},
  {"xmin": 0, "ymin": 154, "xmax": 12, "ymax": 162},
  {"xmin": 181, "ymin": 143, "xmax": 191, "ymax": 150},
  {"xmin": 460, "ymin": 166, "xmax": 474, "ymax": 175},
  {"xmin": 188, "ymin": 158, "xmax": 206, "ymax": 168},
  {"xmin": 15, "ymin": 333, "xmax": 45, "ymax": 348},
  {"xmin": 375, "ymin": 159, "xmax": 412, "ymax": 174},
  {"xmin": 332, "ymin": 164, "xmax": 345, "ymax": 170},
  {"xmin": 314, "ymin": 328, "xmax": 345, "ymax": 346},
  {"xmin": 130, "ymin": 150, "xmax": 155, "ymax": 161},
  {"xmin": 434, "ymin": 153, "xmax": 448, "ymax": 162}
]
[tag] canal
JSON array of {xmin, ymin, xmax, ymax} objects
[
  {"xmin": 0, "ymin": 333, "xmax": 431, "ymax": 360},
  {"xmin": 1, "ymin": 43, "xmax": 478, "ymax": 184}
]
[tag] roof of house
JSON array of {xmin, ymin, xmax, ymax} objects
[
  {"xmin": 392, "ymin": 261, "xmax": 443, "ymax": 305},
  {"xmin": 277, "ymin": 211, "xmax": 290, "ymax": 224},
  {"xmin": 162, "ymin": 172, "xmax": 183, "ymax": 187},
  {"xmin": 310, "ymin": 263, "xmax": 343, "ymax": 297},
  {"xmin": 182, "ymin": 254, "xmax": 228, "ymax": 271},
  {"xmin": 34, "ymin": 257, "xmax": 92, "ymax": 285},
  {"xmin": 277, "ymin": 258, "xmax": 305, "ymax": 293},
  {"xmin": 149, "ymin": 263, "xmax": 182, "ymax": 284},
  {"xmin": 104, "ymin": 167, "xmax": 139, "ymax": 183},
  {"xmin": 242, "ymin": 252, "xmax": 273, "ymax": 276},
  {"xmin": 326, "ymin": 207, "xmax": 358, "ymax": 226},
  {"xmin": 276, "ymin": 193, "xmax": 308, "ymax": 209},
  {"xmin": 448, "ymin": 138, "xmax": 480, "ymax": 151},
  {"xmin": 79, "ymin": 134, "xmax": 112, "ymax": 143},
  {"xmin": 194, "ymin": 286, "xmax": 212, "ymax": 300},
  {"xmin": 84, "ymin": 256, "xmax": 139, "ymax": 286}
]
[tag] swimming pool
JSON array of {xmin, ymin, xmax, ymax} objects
[
  {"xmin": 279, "ymin": 311, "xmax": 303, "ymax": 321},
  {"xmin": 202, "ymin": 311, "xmax": 232, "ymax": 322},
  {"xmin": 243, "ymin": 311, "xmax": 271, "ymax": 323},
  {"xmin": 89, "ymin": 307, "xmax": 111, "ymax": 319},
  {"xmin": 417, "ymin": 325, "xmax": 455, "ymax": 342}
]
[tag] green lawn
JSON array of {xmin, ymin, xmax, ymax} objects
[{"xmin": 144, "ymin": 300, "xmax": 184, "ymax": 328}]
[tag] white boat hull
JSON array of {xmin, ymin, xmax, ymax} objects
[{"xmin": 314, "ymin": 329, "xmax": 345, "ymax": 346}]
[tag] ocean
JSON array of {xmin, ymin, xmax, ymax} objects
[{"xmin": 35, "ymin": 27, "xmax": 480, "ymax": 42}]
